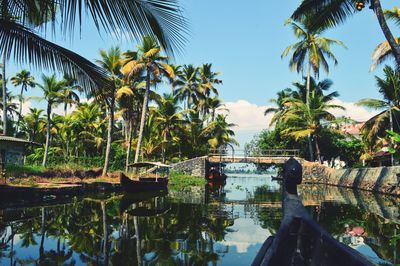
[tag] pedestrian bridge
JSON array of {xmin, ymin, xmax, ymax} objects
[
  {"xmin": 208, "ymin": 149, "xmax": 303, "ymax": 164},
  {"xmin": 171, "ymin": 149, "xmax": 303, "ymax": 178}
]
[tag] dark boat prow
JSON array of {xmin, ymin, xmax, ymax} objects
[{"xmin": 252, "ymin": 157, "xmax": 376, "ymax": 266}]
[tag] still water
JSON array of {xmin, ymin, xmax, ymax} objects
[{"xmin": 0, "ymin": 174, "xmax": 399, "ymax": 265}]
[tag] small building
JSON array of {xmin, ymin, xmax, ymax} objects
[{"xmin": 0, "ymin": 135, "xmax": 39, "ymax": 165}]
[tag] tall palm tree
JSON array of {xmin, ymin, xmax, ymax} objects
[
  {"xmin": 0, "ymin": 0, "xmax": 188, "ymax": 92},
  {"xmin": 291, "ymin": 0, "xmax": 400, "ymax": 66},
  {"xmin": 152, "ymin": 94, "xmax": 185, "ymax": 163},
  {"xmin": 281, "ymin": 90, "xmax": 345, "ymax": 162},
  {"xmin": 282, "ymin": 17, "xmax": 345, "ymax": 105},
  {"xmin": 122, "ymin": 36, "xmax": 174, "ymax": 163},
  {"xmin": 265, "ymin": 88, "xmax": 293, "ymax": 126},
  {"xmin": 1, "ymin": 60, "xmax": 6, "ymax": 135},
  {"xmin": 206, "ymin": 114, "xmax": 238, "ymax": 152},
  {"xmin": 174, "ymin": 64, "xmax": 200, "ymax": 110},
  {"xmin": 96, "ymin": 47, "xmax": 123, "ymax": 176},
  {"xmin": 37, "ymin": 74, "xmax": 65, "ymax": 167},
  {"xmin": 60, "ymin": 74, "xmax": 81, "ymax": 115},
  {"xmin": 198, "ymin": 63, "xmax": 222, "ymax": 97},
  {"xmin": 11, "ymin": 69, "xmax": 36, "ymax": 134},
  {"xmin": 22, "ymin": 108, "xmax": 45, "ymax": 142},
  {"xmin": 356, "ymin": 66, "xmax": 400, "ymax": 165}
]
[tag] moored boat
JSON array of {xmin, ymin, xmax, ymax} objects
[
  {"xmin": 252, "ymin": 158, "xmax": 375, "ymax": 266},
  {"xmin": 207, "ymin": 162, "xmax": 227, "ymax": 181},
  {"xmin": 120, "ymin": 162, "xmax": 170, "ymax": 193}
]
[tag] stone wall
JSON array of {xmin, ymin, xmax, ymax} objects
[
  {"xmin": 171, "ymin": 156, "xmax": 208, "ymax": 177},
  {"xmin": 302, "ymin": 162, "xmax": 400, "ymax": 196}
]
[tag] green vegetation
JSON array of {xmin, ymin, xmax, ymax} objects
[{"xmin": 168, "ymin": 171, "xmax": 206, "ymax": 191}]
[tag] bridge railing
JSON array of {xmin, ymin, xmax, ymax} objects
[{"xmin": 208, "ymin": 149, "xmax": 300, "ymax": 159}]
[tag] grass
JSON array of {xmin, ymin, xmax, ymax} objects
[
  {"xmin": 169, "ymin": 171, "xmax": 206, "ymax": 191},
  {"xmin": 9, "ymin": 177, "xmax": 39, "ymax": 188},
  {"xmin": 6, "ymin": 164, "xmax": 46, "ymax": 177}
]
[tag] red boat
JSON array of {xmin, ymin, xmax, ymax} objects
[{"xmin": 207, "ymin": 162, "xmax": 227, "ymax": 181}]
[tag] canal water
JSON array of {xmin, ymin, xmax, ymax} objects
[{"xmin": 0, "ymin": 174, "xmax": 398, "ymax": 265}]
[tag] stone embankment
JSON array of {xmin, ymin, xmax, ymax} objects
[
  {"xmin": 171, "ymin": 156, "xmax": 208, "ymax": 178},
  {"xmin": 302, "ymin": 161, "xmax": 400, "ymax": 196}
]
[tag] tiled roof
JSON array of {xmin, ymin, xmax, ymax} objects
[{"xmin": 0, "ymin": 135, "xmax": 40, "ymax": 146}]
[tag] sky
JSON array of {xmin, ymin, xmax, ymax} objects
[{"xmin": 6, "ymin": 0, "xmax": 400, "ymax": 147}]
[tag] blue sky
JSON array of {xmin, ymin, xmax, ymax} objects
[{"xmin": 6, "ymin": 0, "xmax": 400, "ymax": 146}]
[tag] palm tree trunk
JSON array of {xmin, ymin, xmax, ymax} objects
[
  {"xmin": 125, "ymin": 120, "xmax": 133, "ymax": 172},
  {"xmin": 389, "ymin": 105, "xmax": 394, "ymax": 166},
  {"xmin": 372, "ymin": 0, "xmax": 400, "ymax": 66},
  {"xmin": 2, "ymin": 53, "xmax": 7, "ymax": 136},
  {"xmin": 39, "ymin": 207, "xmax": 46, "ymax": 259},
  {"xmin": 103, "ymin": 94, "xmax": 115, "ymax": 176},
  {"xmin": 315, "ymin": 136, "xmax": 321, "ymax": 163},
  {"xmin": 42, "ymin": 103, "xmax": 51, "ymax": 167},
  {"xmin": 134, "ymin": 70, "xmax": 151, "ymax": 163},
  {"xmin": 306, "ymin": 63, "xmax": 314, "ymax": 162},
  {"xmin": 15, "ymin": 84, "xmax": 25, "ymax": 136}
]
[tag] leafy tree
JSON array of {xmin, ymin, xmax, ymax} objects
[
  {"xmin": 36, "ymin": 74, "xmax": 65, "ymax": 167},
  {"xmin": 291, "ymin": 0, "xmax": 400, "ymax": 66},
  {"xmin": 10, "ymin": 69, "xmax": 35, "ymax": 134}
]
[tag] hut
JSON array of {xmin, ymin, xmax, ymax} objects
[{"xmin": 0, "ymin": 135, "xmax": 39, "ymax": 165}]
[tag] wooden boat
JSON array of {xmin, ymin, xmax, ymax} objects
[
  {"xmin": 120, "ymin": 162, "xmax": 170, "ymax": 193},
  {"xmin": 207, "ymin": 162, "xmax": 227, "ymax": 181},
  {"xmin": 252, "ymin": 158, "xmax": 375, "ymax": 266}
]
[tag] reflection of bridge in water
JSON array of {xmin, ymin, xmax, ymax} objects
[{"xmin": 208, "ymin": 149, "xmax": 302, "ymax": 164}]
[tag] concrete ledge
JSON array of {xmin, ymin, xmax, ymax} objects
[{"xmin": 303, "ymin": 162, "xmax": 400, "ymax": 196}]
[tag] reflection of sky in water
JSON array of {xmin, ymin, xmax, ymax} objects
[{"xmin": 224, "ymin": 174, "xmax": 280, "ymax": 201}]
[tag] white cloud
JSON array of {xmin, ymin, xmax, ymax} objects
[
  {"xmin": 329, "ymin": 99, "xmax": 379, "ymax": 122},
  {"xmin": 221, "ymin": 218, "xmax": 271, "ymax": 253},
  {"xmin": 220, "ymin": 99, "xmax": 380, "ymax": 147}
]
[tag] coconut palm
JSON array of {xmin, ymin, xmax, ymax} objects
[
  {"xmin": 122, "ymin": 36, "xmax": 174, "ymax": 163},
  {"xmin": 356, "ymin": 66, "xmax": 400, "ymax": 164},
  {"xmin": 152, "ymin": 94, "xmax": 185, "ymax": 163},
  {"xmin": 206, "ymin": 114, "xmax": 238, "ymax": 152},
  {"xmin": 265, "ymin": 88, "xmax": 293, "ymax": 126},
  {"xmin": 10, "ymin": 69, "xmax": 36, "ymax": 134},
  {"xmin": 36, "ymin": 74, "xmax": 65, "ymax": 167},
  {"xmin": 22, "ymin": 108, "xmax": 45, "ymax": 142},
  {"xmin": 281, "ymin": 90, "xmax": 345, "ymax": 162},
  {"xmin": 282, "ymin": 17, "xmax": 345, "ymax": 105},
  {"xmin": 174, "ymin": 64, "xmax": 201, "ymax": 110},
  {"xmin": 1, "ymin": 61, "xmax": 6, "ymax": 135},
  {"xmin": 291, "ymin": 0, "xmax": 400, "ymax": 66},
  {"xmin": 0, "ymin": 0, "xmax": 187, "ymax": 92},
  {"xmin": 96, "ymin": 47, "xmax": 123, "ymax": 176},
  {"xmin": 199, "ymin": 63, "xmax": 222, "ymax": 97},
  {"xmin": 60, "ymin": 74, "xmax": 81, "ymax": 115},
  {"xmin": 370, "ymin": 37, "xmax": 400, "ymax": 71}
]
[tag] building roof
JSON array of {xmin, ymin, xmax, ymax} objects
[
  {"xmin": 340, "ymin": 123, "xmax": 364, "ymax": 136},
  {"xmin": 0, "ymin": 135, "xmax": 40, "ymax": 146}
]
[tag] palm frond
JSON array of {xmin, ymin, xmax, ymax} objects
[{"xmin": 0, "ymin": 19, "xmax": 109, "ymax": 93}]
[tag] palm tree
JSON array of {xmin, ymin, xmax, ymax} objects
[
  {"xmin": 22, "ymin": 108, "xmax": 45, "ymax": 142},
  {"xmin": 11, "ymin": 70, "xmax": 36, "ymax": 134},
  {"xmin": 1, "ymin": 60, "xmax": 6, "ymax": 135},
  {"xmin": 282, "ymin": 17, "xmax": 345, "ymax": 105},
  {"xmin": 152, "ymin": 94, "xmax": 185, "ymax": 163},
  {"xmin": 96, "ymin": 47, "xmax": 123, "ymax": 176},
  {"xmin": 174, "ymin": 64, "xmax": 200, "ymax": 110},
  {"xmin": 0, "ymin": 1, "xmax": 187, "ymax": 92},
  {"xmin": 370, "ymin": 37, "xmax": 400, "ymax": 71},
  {"xmin": 60, "ymin": 75, "xmax": 81, "ymax": 115},
  {"xmin": 208, "ymin": 97, "xmax": 226, "ymax": 122},
  {"xmin": 122, "ymin": 36, "xmax": 174, "ymax": 163},
  {"xmin": 37, "ymin": 74, "xmax": 65, "ymax": 167},
  {"xmin": 281, "ymin": 90, "xmax": 345, "ymax": 162},
  {"xmin": 291, "ymin": 0, "xmax": 400, "ymax": 66},
  {"xmin": 265, "ymin": 88, "xmax": 293, "ymax": 126},
  {"xmin": 356, "ymin": 66, "xmax": 400, "ymax": 165},
  {"xmin": 206, "ymin": 114, "xmax": 238, "ymax": 152},
  {"xmin": 199, "ymin": 64, "xmax": 222, "ymax": 97}
]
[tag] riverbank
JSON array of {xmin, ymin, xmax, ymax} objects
[
  {"xmin": 302, "ymin": 162, "xmax": 400, "ymax": 196},
  {"xmin": 0, "ymin": 165, "xmax": 205, "ymax": 208}
]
